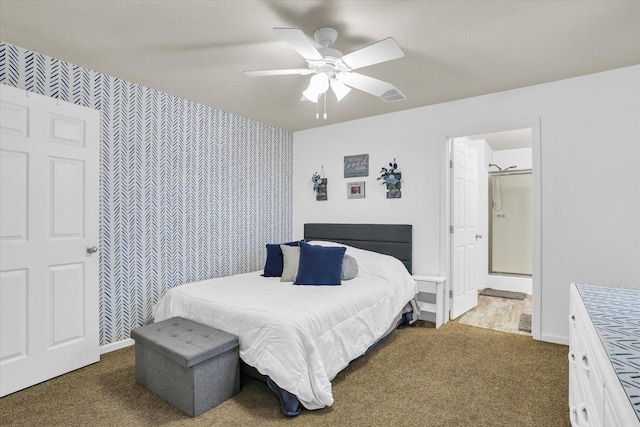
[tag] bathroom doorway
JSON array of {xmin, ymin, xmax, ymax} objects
[
  {"xmin": 468, "ymin": 128, "xmax": 533, "ymax": 294},
  {"xmin": 446, "ymin": 126, "xmax": 541, "ymax": 339}
]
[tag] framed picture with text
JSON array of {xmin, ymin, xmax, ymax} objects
[{"xmin": 344, "ymin": 154, "xmax": 369, "ymax": 178}]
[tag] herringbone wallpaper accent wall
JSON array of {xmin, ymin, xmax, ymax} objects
[{"xmin": 0, "ymin": 42, "xmax": 293, "ymax": 346}]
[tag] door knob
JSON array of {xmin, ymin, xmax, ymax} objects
[
  {"xmin": 475, "ymin": 234, "xmax": 483, "ymax": 239},
  {"xmin": 86, "ymin": 245, "xmax": 99, "ymax": 254}
]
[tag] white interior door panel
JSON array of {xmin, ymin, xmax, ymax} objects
[
  {"xmin": 0, "ymin": 84, "xmax": 100, "ymax": 397},
  {"xmin": 450, "ymin": 139, "xmax": 479, "ymax": 319}
]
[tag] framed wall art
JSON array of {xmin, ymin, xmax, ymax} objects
[
  {"xmin": 347, "ymin": 181, "xmax": 365, "ymax": 199},
  {"xmin": 316, "ymin": 178, "xmax": 327, "ymax": 201},
  {"xmin": 344, "ymin": 154, "xmax": 369, "ymax": 178}
]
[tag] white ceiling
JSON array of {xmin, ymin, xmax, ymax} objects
[
  {"xmin": 468, "ymin": 128, "xmax": 532, "ymax": 151},
  {"xmin": 1, "ymin": 1, "xmax": 638, "ymax": 132}
]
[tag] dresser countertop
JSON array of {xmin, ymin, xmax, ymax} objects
[{"xmin": 576, "ymin": 283, "xmax": 640, "ymax": 420}]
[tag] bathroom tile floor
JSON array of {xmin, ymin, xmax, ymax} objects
[{"xmin": 453, "ymin": 293, "xmax": 532, "ymax": 336}]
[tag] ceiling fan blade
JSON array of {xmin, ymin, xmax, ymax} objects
[
  {"xmin": 341, "ymin": 38, "xmax": 404, "ymax": 70},
  {"xmin": 273, "ymin": 28, "xmax": 323, "ymax": 61},
  {"xmin": 340, "ymin": 72, "xmax": 395, "ymax": 97},
  {"xmin": 244, "ymin": 69, "xmax": 313, "ymax": 77}
]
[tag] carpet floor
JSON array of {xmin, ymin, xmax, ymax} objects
[{"xmin": 0, "ymin": 322, "xmax": 570, "ymax": 427}]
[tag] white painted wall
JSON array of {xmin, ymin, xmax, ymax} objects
[
  {"xmin": 492, "ymin": 147, "xmax": 533, "ymax": 170},
  {"xmin": 293, "ymin": 65, "xmax": 640, "ymax": 344}
]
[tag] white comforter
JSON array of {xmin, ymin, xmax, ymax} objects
[{"xmin": 154, "ymin": 242, "xmax": 417, "ymax": 410}]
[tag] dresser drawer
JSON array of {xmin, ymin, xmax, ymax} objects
[
  {"xmin": 570, "ymin": 290, "xmax": 604, "ymax": 426},
  {"xmin": 574, "ymin": 318, "xmax": 604, "ymax": 411},
  {"xmin": 416, "ymin": 280, "xmax": 437, "ymax": 293},
  {"xmin": 568, "ymin": 351, "xmax": 579, "ymax": 427}
]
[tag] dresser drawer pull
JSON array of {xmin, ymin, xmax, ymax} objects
[
  {"xmin": 579, "ymin": 404, "xmax": 588, "ymax": 424},
  {"xmin": 569, "ymin": 405, "xmax": 578, "ymax": 427},
  {"xmin": 568, "ymin": 352, "xmax": 575, "ymax": 364},
  {"xmin": 580, "ymin": 353, "xmax": 589, "ymax": 374}
]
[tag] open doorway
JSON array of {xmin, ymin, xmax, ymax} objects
[
  {"xmin": 445, "ymin": 124, "xmax": 540, "ymax": 338},
  {"xmin": 469, "ymin": 128, "xmax": 533, "ymax": 295}
]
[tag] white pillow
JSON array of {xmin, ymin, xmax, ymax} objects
[{"xmin": 280, "ymin": 244, "xmax": 300, "ymax": 282}]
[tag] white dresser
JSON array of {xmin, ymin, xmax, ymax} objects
[{"xmin": 569, "ymin": 283, "xmax": 640, "ymax": 427}]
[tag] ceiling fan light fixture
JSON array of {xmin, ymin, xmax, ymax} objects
[
  {"xmin": 302, "ymin": 87, "xmax": 319, "ymax": 103},
  {"xmin": 245, "ymin": 27, "xmax": 405, "ymax": 117},
  {"xmin": 330, "ymin": 79, "xmax": 351, "ymax": 102},
  {"xmin": 310, "ymin": 73, "xmax": 330, "ymax": 93},
  {"xmin": 302, "ymin": 73, "xmax": 330, "ymax": 102}
]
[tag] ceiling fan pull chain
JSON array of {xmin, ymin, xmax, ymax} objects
[{"xmin": 323, "ymin": 92, "xmax": 328, "ymax": 120}]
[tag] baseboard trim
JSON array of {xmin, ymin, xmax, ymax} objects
[
  {"xmin": 539, "ymin": 333, "xmax": 568, "ymax": 346},
  {"xmin": 99, "ymin": 338, "xmax": 134, "ymax": 355}
]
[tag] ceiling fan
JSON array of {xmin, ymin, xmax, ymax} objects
[{"xmin": 244, "ymin": 27, "xmax": 405, "ymax": 118}]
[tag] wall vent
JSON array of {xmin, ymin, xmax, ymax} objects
[{"xmin": 380, "ymin": 87, "xmax": 407, "ymax": 103}]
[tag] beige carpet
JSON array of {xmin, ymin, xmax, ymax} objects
[{"xmin": 0, "ymin": 322, "xmax": 569, "ymax": 427}]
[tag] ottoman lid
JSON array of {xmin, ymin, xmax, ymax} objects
[{"xmin": 131, "ymin": 317, "xmax": 238, "ymax": 368}]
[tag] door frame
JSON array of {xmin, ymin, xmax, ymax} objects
[{"xmin": 440, "ymin": 118, "xmax": 542, "ymax": 340}]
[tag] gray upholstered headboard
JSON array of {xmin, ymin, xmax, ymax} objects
[{"xmin": 304, "ymin": 223, "xmax": 413, "ymax": 274}]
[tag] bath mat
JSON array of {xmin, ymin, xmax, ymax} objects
[
  {"xmin": 479, "ymin": 288, "xmax": 526, "ymax": 300},
  {"xmin": 518, "ymin": 314, "xmax": 532, "ymax": 333}
]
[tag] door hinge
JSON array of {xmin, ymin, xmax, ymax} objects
[
  {"xmin": 449, "ymin": 290, "xmax": 453, "ymax": 298},
  {"xmin": 449, "ymin": 159, "xmax": 453, "ymax": 168},
  {"xmin": 449, "ymin": 225, "xmax": 454, "ymax": 233}
]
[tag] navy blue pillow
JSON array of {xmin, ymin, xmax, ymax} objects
[
  {"xmin": 263, "ymin": 241, "xmax": 301, "ymax": 277},
  {"xmin": 295, "ymin": 241, "xmax": 346, "ymax": 286}
]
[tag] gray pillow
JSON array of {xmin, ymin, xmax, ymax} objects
[
  {"xmin": 280, "ymin": 244, "xmax": 300, "ymax": 282},
  {"xmin": 341, "ymin": 254, "xmax": 359, "ymax": 280}
]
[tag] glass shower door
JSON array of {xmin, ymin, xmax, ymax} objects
[{"xmin": 489, "ymin": 171, "xmax": 532, "ymax": 276}]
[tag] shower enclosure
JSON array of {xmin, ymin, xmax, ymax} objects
[{"xmin": 489, "ymin": 168, "xmax": 532, "ymax": 276}]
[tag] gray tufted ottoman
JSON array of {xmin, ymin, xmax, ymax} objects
[{"xmin": 131, "ymin": 317, "xmax": 240, "ymax": 417}]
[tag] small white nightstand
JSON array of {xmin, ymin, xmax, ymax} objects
[{"xmin": 413, "ymin": 275, "xmax": 447, "ymax": 329}]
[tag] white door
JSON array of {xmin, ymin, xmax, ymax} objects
[
  {"xmin": 450, "ymin": 138, "xmax": 479, "ymax": 319},
  {"xmin": 0, "ymin": 84, "xmax": 100, "ymax": 397}
]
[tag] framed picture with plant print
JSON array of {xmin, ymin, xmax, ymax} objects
[
  {"xmin": 386, "ymin": 173, "xmax": 401, "ymax": 198},
  {"xmin": 347, "ymin": 181, "xmax": 365, "ymax": 199},
  {"xmin": 377, "ymin": 159, "xmax": 402, "ymax": 199}
]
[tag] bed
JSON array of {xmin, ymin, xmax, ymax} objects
[{"xmin": 154, "ymin": 223, "xmax": 418, "ymax": 416}]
